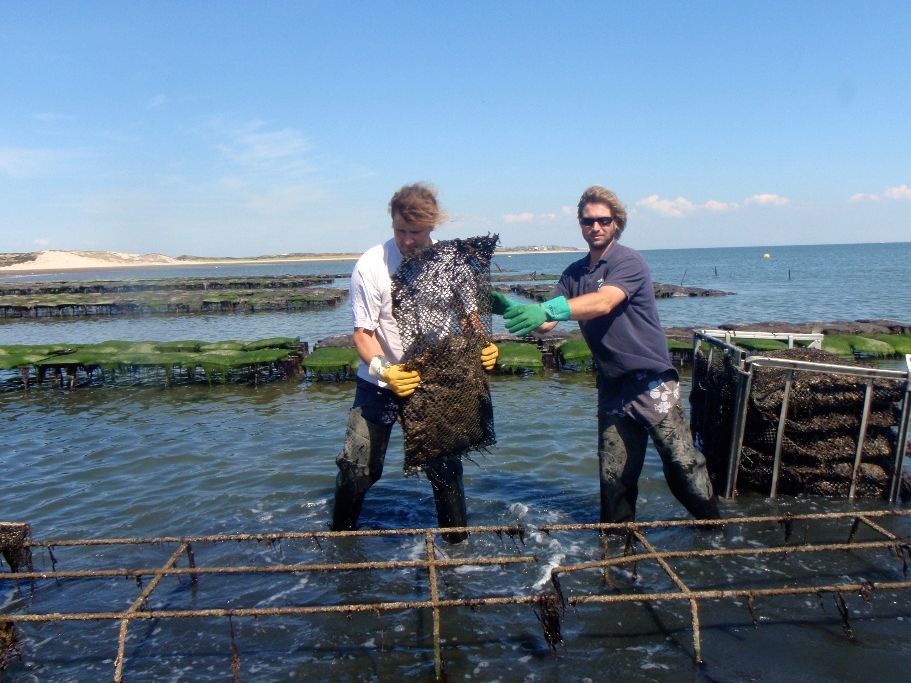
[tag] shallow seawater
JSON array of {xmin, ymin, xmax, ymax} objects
[
  {"xmin": 2, "ymin": 244, "xmax": 910, "ymax": 679},
  {"xmin": 3, "ymin": 370, "xmax": 910, "ymax": 681}
]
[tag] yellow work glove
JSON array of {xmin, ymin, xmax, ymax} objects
[
  {"xmin": 480, "ymin": 342, "xmax": 499, "ymax": 371},
  {"xmin": 368, "ymin": 356, "xmax": 421, "ymax": 398}
]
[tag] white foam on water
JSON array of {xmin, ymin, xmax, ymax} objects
[
  {"xmin": 527, "ymin": 529, "xmax": 567, "ymax": 589},
  {"xmin": 626, "ymin": 643, "xmax": 671, "ymax": 670},
  {"xmin": 626, "ymin": 643, "xmax": 667, "ymax": 654},
  {"xmin": 453, "ymin": 564, "xmax": 495, "ymax": 575},
  {"xmin": 507, "ymin": 502, "xmax": 529, "ymax": 520},
  {"xmin": 472, "ymin": 660, "xmax": 490, "ymax": 676},
  {"xmin": 250, "ymin": 505, "xmax": 274, "ymax": 523},
  {"xmin": 260, "ymin": 576, "xmax": 310, "ymax": 604},
  {"xmin": 406, "ymin": 537, "xmax": 429, "ymax": 561},
  {"xmin": 0, "ymin": 589, "xmax": 18, "ymax": 610}
]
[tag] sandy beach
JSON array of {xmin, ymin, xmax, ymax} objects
[
  {"xmin": 0, "ymin": 248, "xmax": 580, "ymax": 274},
  {"xmin": 0, "ymin": 250, "xmax": 362, "ymax": 273}
]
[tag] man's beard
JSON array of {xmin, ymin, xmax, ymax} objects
[{"xmin": 585, "ymin": 233, "xmax": 614, "ymax": 250}]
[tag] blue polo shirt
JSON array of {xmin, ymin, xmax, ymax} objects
[{"xmin": 553, "ymin": 243, "xmax": 675, "ymax": 384}]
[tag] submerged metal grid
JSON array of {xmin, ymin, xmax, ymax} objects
[{"xmin": 3, "ymin": 510, "xmax": 911, "ymax": 680}]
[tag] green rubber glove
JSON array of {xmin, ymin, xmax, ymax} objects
[
  {"xmin": 489, "ymin": 290, "xmax": 522, "ymax": 316},
  {"xmin": 503, "ymin": 296, "xmax": 571, "ymax": 336}
]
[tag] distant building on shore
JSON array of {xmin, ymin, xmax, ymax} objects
[{"xmin": 496, "ymin": 245, "xmax": 581, "ymax": 253}]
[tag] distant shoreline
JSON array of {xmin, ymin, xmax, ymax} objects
[{"xmin": 0, "ymin": 248, "xmax": 582, "ymax": 274}]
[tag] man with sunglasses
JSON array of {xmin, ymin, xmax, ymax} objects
[{"xmin": 492, "ymin": 185, "xmax": 718, "ymax": 525}]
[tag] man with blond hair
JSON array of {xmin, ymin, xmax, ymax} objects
[
  {"xmin": 493, "ymin": 185, "xmax": 718, "ymax": 524},
  {"xmin": 331, "ymin": 183, "xmax": 498, "ymax": 542}
]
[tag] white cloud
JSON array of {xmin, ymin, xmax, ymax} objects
[
  {"xmin": 848, "ymin": 184, "xmax": 911, "ymax": 202},
  {"xmin": 500, "ymin": 210, "xmax": 566, "ymax": 224},
  {"xmin": 219, "ymin": 176, "xmax": 245, "ymax": 190},
  {"xmin": 218, "ymin": 124, "xmax": 311, "ymax": 165},
  {"xmin": 704, "ymin": 199, "xmax": 739, "ymax": 212},
  {"xmin": 33, "ymin": 237, "xmax": 50, "ymax": 246},
  {"xmin": 241, "ymin": 183, "xmax": 327, "ymax": 215},
  {"xmin": 0, "ymin": 147, "xmax": 67, "ymax": 178},
  {"xmin": 638, "ymin": 192, "xmax": 791, "ymax": 217},
  {"xmin": 561, "ymin": 205, "xmax": 575, "ymax": 216},
  {"xmin": 202, "ymin": 120, "xmax": 324, "ymax": 216},
  {"xmin": 849, "ymin": 192, "xmax": 880, "ymax": 203},
  {"xmin": 745, "ymin": 193, "xmax": 790, "ymax": 206},
  {"xmin": 502, "ymin": 212, "xmax": 536, "ymax": 223},
  {"xmin": 636, "ymin": 195, "xmax": 697, "ymax": 217},
  {"xmin": 883, "ymin": 184, "xmax": 911, "ymax": 200}
]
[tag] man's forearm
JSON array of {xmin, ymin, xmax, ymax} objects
[
  {"xmin": 564, "ymin": 285, "xmax": 626, "ymax": 320},
  {"xmin": 502, "ymin": 285, "xmax": 627, "ymax": 336}
]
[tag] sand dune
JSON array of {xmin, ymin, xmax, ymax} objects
[
  {"xmin": 0, "ymin": 250, "xmax": 185, "ymax": 272},
  {"xmin": 0, "ymin": 246, "xmax": 579, "ymax": 273},
  {"xmin": 0, "ymin": 250, "xmax": 357, "ymax": 273}
]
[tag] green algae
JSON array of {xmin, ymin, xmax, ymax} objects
[
  {"xmin": 823, "ymin": 335, "xmax": 896, "ymax": 358},
  {"xmin": 556, "ymin": 339, "xmax": 592, "ymax": 363},
  {"xmin": 302, "ymin": 347, "xmax": 360, "ymax": 371},
  {"xmin": 242, "ymin": 337, "xmax": 299, "ymax": 351},
  {"xmin": 0, "ymin": 337, "xmax": 302, "ymax": 385},
  {"xmin": 861, "ymin": 334, "xmax": 911, "ymax": 355},
  {"xmin": 496, "ymin": 342, "xmax": 544, "ymax": 372},
  {"xmin": 736, "ymin": 338, "xmax": 790, "ymax": 351}
]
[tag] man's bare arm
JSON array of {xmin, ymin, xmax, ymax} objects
[
  {"xmin": 503, "ymin": 285, "xmax": 627, "ymax": 336},
  {"xmin": 353, "ymin": 327, "xmax": 384, "ymax": 364},
  {"xmin": 564, "ymin": 284, "xmax": 627, "ymax": 320}
]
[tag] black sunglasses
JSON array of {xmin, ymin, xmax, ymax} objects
[{"xmin": 580, "ymin": 216, "xmax": 614, "ymax": 227}]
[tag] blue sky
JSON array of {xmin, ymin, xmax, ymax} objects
[{"xmin": 2, "ymin": 1, "xmax": 909, "ymax": 256}]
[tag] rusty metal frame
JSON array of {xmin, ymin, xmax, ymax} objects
[
  {"xmin": 693, "ymin": 329, "xmax": 911, "ymax": 503},
  {"xmin": 3, "ymin": 510, "xmax": 911, "ymax": 680}
]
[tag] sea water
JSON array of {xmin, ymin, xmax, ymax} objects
[{"xmin": 1, "ymin": 242, "xmax": 910, "ymax": 680}]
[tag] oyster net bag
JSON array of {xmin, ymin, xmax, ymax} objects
[
  {"xmin": 391, "ymin": 235, "xmax": 498, "ymax": 471},
  {"xmin": 690, "ymin": 346, "xmax": 909, "ymax": 499}
]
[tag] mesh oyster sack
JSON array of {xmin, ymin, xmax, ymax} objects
[
  {"xmin": 391, "ymin": 235, "xmax": 498, "ymax": 471},
  {"xmin": 690, "ymin": 346, "xmax": 909, "ymax": 499}
]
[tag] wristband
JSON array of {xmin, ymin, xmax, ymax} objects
[{"xmin": 368, "ymin": 355, "xmax": 390, "ymax": 380}]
